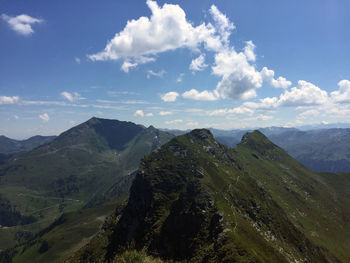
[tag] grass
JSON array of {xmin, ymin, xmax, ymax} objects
[{"xmin": 10, "ymin": 201, "xmax": 118, "ymax": 263}]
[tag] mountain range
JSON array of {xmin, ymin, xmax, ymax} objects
[
  {"xmin": 0, "ymin": 135, "xmax": 57, "ymax": 156},
  {"xmin": 0, "ymin": 119, "xmax": 349, "ymax": 262}
]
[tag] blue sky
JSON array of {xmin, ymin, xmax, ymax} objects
[{"xmin": 1, "ymin": 0, "xmax": 350, "ymax": 138}]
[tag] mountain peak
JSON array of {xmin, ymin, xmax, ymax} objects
[
  {"xmin": 239, "ymin": 130, "xmax": 284, "ymax": 158},
  {"xmin": 188, "ymin": 128, "xmax": 214, "ymax": 141},
  {"xmin": 241, "ymin": 130, "xmax": 268, "ymax": 144}
]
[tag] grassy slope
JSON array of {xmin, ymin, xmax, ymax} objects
[{"xmin": 7, "ymin": 201, "xmax": 119, "ymax": 263}]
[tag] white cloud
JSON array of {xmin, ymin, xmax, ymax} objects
[
  {"xmin": 212, "ymin": 49, "xmax": 262, "ymax": 100},
  {"xmin": 189, "ymin": 54, "xmax": 208, "ymax": 71},
  {"xmin": 208, "ymin": 106, "xmax": 253, "ymax": 116},
  {"xmin": 13, "ymin": 115, "xmax": 19, "ymax": 120},
  {"xmin": 182, "ymin": 89, "xmax": 218, "ymax": 101},
  {"xmin": 61, "ymin": 91, "xmax": 83, "ymax": 102},
  {"xmin": 121, "ymin": 60, "xmax": 138, "ymax": 72},
  {"xmin": 327, "ymin": 105, "xmax": 350, "ymax": 117},
  {"xmin": 134, "ymin": 110, "xmax": 152, "ymax": 117},
  {"xmin": 261, "ymin": 67, "xmax": 291, "ymax": 89},
  {"xmin": 209, "ymin": 5, "xmax": 235, "ymax": 46},
  {"xmin": 0, "ymin": 96, "xmax": 19, "ymax": 104},
  {"xmin": 39, "ymin": 113, "xmax": 50, "ymax": 122},
  {"xmin": 243, "ymin": 41, "xmax": 256, "ymax": 62},
  {"xmin": 134, "ymin": 110, "xmax": 144, "ymax": 117},
  {"xmin": 186, "ymin": 121, "xmax": 199, "ymax": 127},
  {"xmin": 278, "ymin": 80, "xmax": 328, "ymax": 107},
  {"xmin": 256, "ymin": 114, "xmax": 273, "ymax": 121},
  {"xmin": 88, "ymin": 0, "xmax": 221, "ymax": 70},
  {"xmin": 147, "ymin": 69, "xmax": 166, "ymax": 79},
  {"xmin": 298, "ymin": 109, "xmax": 319, "ymax": 119},
  {"xmin": 161, "ymin": 91, "xmax": 179, "ymax": 102},
  {"xmin": 159, "ymin": 111, "xmax": 173, "ymax": 116},
  {"xmin": 331, "ymin": 79, "xmax": 350, "ymax": 103},
  {"xmin": 75, "ymin": 57, "xmax": 81, "ymax": 64},
  {"xmin": 165, "ymin": 119, "xmax": 183, "ymax": 124},
  {"xmin": 1, "ymin": 14, "xmax": 43, "ymax": 35},
  {"xmin": 176, "ymin": 73, "xmax": 184, "ymax": 83},
  {"xmin": 244, "ymin": 97, "xmax": 279, "ymax": 110},
  {"xmin": 244, "ymin": 80, "xmax": 329, "ymax": 110}
]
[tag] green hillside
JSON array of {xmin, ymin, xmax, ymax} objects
[
  {"xmin": 69, "ymin": 129, "xmax": 349, "ymax": 262},
  {"xmin": 0, "ymin": 117, "xmax": 173, "ymax": 251}
]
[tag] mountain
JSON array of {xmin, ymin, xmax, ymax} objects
[
  {"xmin": 0, "ymin": 117, "xmax": 173, "ymax": 250},
  {"xmin": 68, "ymin": 129, "xmax": 349, "ymax": 262},
  {"xmin": 268, "ymin": 128, "xmax": 350, "ymax": 172},
  {"xmin": 0, "ymin": 135, "xmax": 57, "ymax": 155},
  {"xmin": 196, "ymin": 127, "xmax": 350, "ymax": 173}
]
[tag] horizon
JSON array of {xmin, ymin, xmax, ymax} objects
[
  {"xmin": 3, "ymin": 116, "xmax": 350, "ymax": 140},
  {"xmin": 1, "ymin": 0, "xmax": 350, "ymax": 138}
]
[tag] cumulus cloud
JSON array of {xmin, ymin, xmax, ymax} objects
[
  {"xmin": 330, "ymin": 80, "xmax": 350, "ymax": 103},
  {"xmin": 147, "ymin": 69, "xmax": 166, "ymax": 79},
  {"xmin": 39, "ymin": 113, "xmax": 50, "ymax": 122},
  {"xmin": 134, "ymin": 110, "xmax": 144, "ymax": 117},
  {"xmin": 243, "ymin": 97, "xmax": 279, "ymax": 110},
  {"xmin": 161, "ymin": 91, "xmax": 179, "ymax": 102},
  {"xmin": 278, "ymin": 80, "xmax": 328, "ymax": 107},
  {"xmin": 208, "ymin": 106, "xmax": 253, "ymax": 116},
  {"xmin": 0, "ymin": 96, "xmax": 19, "ymax": 104},
  {"xmin": 61, "ymin": 91, "xmax": 83, "ymax": 102},
  {"xmin": 134, "ymin": 110, "xmax": 152, "ymax": 117},
  {"xmin": 298, "ymin": 109, "xmax": 319, "ymax": 119},
  {"xmin": 212, "ymin": 48, "xmax": 262, "ymax": 100},
  {"xmin": 88, "ymin": 0, "xmax": 222, "ymax": 70},
  {"xmin": 244, "ymin": 80, "xmax": 329, "ymax": 110},
  {"xmin": 243, "ymin": 41, "xmax": 256, "ymax": 62},
  {"xmin": 182, "ymin": 89, "xmax": 218, "ymax": 101},
  {"xmin": 209, "ymin": 5, "xmax": 235, "ymax": 46},
  {"xmin": 121, "ymin": 61, "xmax": 137, "ymax": 72},
  {"xmin": 189, "ymin": 54, "xmax": 208, "ymax": 71},
  {"xmin": 261, "ymin": 67, "xmax": 291, "ymax": 89},
  {"xmin": 1, "ymin": 14, "xmax": 43, "ymax": 35},
  {"xmin": 165, "ymin": 119, "xmax": 183, "ymax": 124},
  {"xmin": 256, "ymin": 114, "xmax": 273, "ymax": 121},
  {"xmin": 159, "ymin": 111, "xmax": 173, "ymax": 116}
]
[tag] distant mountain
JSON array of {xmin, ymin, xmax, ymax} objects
[
  {"xmin": 298, "ymin": 122, "xmax": 350, "ymax": 130},
  {"xmin": 68, "ymin": 129, "xmax": 349, "ymax": 263},
  {"xmin": 268, "ymin": 128, "xmax": 350, "ymax": 172},
  {"xmin": 0, "ymin": 117, "xmax": 173, "ymax": 250},
  {"xmin": 0, "ymin": 135, "xmax": 57, "ymax": 155},
  {"xmin": 160, "ymin": 128, "xmax": 189, "ymax": 136}
]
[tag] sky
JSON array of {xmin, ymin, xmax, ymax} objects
[{"xmin": 1, "ymin": 0, "xmax": 350, "ymax": 138}]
